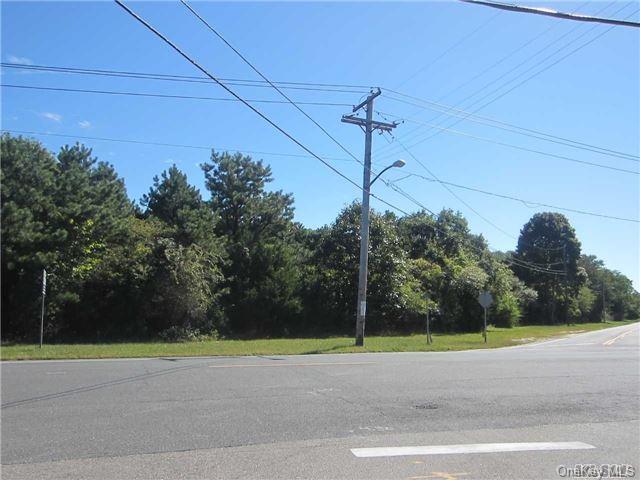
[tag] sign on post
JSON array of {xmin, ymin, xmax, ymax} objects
[{"xmin": 477, "ymin": 291, "xmax": 493, "ymax": 343}]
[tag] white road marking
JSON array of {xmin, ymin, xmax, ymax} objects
[
  {"xmin": 350, "ymin": 441, "xmax": 595, "ymax": 458},
  {"xmin": 534, "ymin": 342, "xmax": 596, "ymax": 348},
  {"xmin": 209, "ymin": 361, "xmax": 374, "ymax": 369},
  {"xmin": 603, "ymin": 329, "xmax": 636, "ymax": 346}
]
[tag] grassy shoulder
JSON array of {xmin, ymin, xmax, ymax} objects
[{"xmin": 1, "ymin": 320, "xmax": 636, "ymax": 361}]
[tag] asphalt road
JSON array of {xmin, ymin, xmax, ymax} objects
[{"xmin": 1, "ymin": 323, "xmax": 638, "ymax": 480}]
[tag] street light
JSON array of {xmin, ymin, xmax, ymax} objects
[
  {"xmin": 355, "ymin": 159, "xmax": 406, "ymax": 346},
  {"xmin": 370, "ymin": 159, "xmax": 406, "ymax": 187}
]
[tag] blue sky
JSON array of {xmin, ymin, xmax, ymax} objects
[{"xmin": 2, "ymin": 1, "xmax": 638, "ymax": 287}]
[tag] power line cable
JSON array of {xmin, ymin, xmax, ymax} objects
[
  {"xmin": 113, "ymin": 0, "xmax": 567, "ymax": 274},
  {"xmin": 13, "ymin": 128, "xmax": 631, "ymax": 223},
  {"xmin": 390, "ymin": 170, "xmax": 639, "ymax": 223},
  {"xmin": 377, "ymin": 120, "xmax": 570, "ymax": 254},
  {"xmin": 179, "ymin": 0, "xmax": 368, "ymax": 173},
  {"xmin": 376, "ymin": 113, "xmax": 639, "ymax": 175},
  {"xmin": 395, "ymin": 10, "xmax": 502, "ymax": 89},
  {"xmin": 379, "ymin": 93, "xmax": 639, "ymax": 162},
  {"xmin": 0, "ymin": 62, "xmax": 371, "ymax": 94},
  {"xmin": 0, "ymin": 83, "xmax": 353, "ymax": 107},
  {"xmin": 0, "ymin": 129, "xmax": 358, "ymax": 163},
  {"xmin": 180, "ymin": 0, "xmax": 424, "ymax": 226},
  {"xmin": 113, "ymin": 0, "xmax": 408, "ymax": 217},
  {"xmin": 381, "ymin": 126, "xmax": 520, "ymax": 240},
  {"xmin": 379, "ymin": 1, "xmax": 590, "ymax": 155},
  {"xmin": 382, "ymin": 173, "xmax": 566, "ymax": 272},
  {"xmin": 383, "ymin": 1, "xmax": 621, "ymax": 150},
  {"xmin": 378, "ymin": 2, "xmax": 628, "ymax": 155},
  {"xmin": 428, "ymin": 1, "xmax": 591, "ymax": 106},
  {"xmin": 382, "ymin": 4, "xmax": 638, "ymax": 158},
  {"xmin": 459, "ymin": 0, "xmax": 640, "ymax": 28}
]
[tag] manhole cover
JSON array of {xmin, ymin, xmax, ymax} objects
[{"xmin": 414, "ymin": 403, "xmax": 438, "ymax": 410}]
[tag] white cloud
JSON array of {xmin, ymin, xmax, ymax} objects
[
  {"xmin": 78, "ymin": 120, "xmax": 91, "ymax": 129},
  {"xmin": 7, "ymin": 55, "xmax": 33, "ymax": 65},
  {"xmin": 40, "ymin": 112, "xmax": 62, "ymax": 123}
]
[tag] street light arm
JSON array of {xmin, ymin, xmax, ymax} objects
[
  {"xmin": 369, "ymin": 159, "xmax": 406, "ymax": 187},
  {"xmin": 369, "ymin": 165, "xmax": 394, "ymax": 187}
]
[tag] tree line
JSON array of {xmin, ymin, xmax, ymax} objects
[{"xmin": 2, "ymin": 134, "xmax": 638, "ymax": 342}]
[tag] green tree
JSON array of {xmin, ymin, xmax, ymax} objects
[
  {"xmin": 514, "ymin": 212, "xmax": 584, "ymax": 324},
  {"xmin": 307, "ymin": 202, "xmax": 408, "ymax": 334},
  {"xmin": 1, "ymin": 134, "xmax": 61, "ymax": 339},
  {"xmin": 141, "ymin": 165, "xmax": 217, "ymax": 247},
  {"xmin": 203, "ymin": 151, "xmax": 302, "ymax": 336}
]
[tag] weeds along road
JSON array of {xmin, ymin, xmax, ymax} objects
[{"xmin": 1, "ymin": 322, "xmax": 638, "ymax": 480}]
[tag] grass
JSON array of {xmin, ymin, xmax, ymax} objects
[{"xmin": 1, "ymin": 320, "xmax": 636, "ymax": 361}]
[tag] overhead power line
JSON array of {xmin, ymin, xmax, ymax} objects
[
  {"xmin": 1, "ymin": 83, "xmax": 353, "ymax": 107},
  {"xmin": 376, "ymin": 114, "xmax": 639, "ymax": 175},
  {"xmin": 0, "ymin": 62, "xmax": 372, "ymax": 94},
  {"xmin": 113, "ymin": 0, "xmax": 569, "ymax": 275},
  {"xmin": 179, "ymin": 0, "xmax": 367, "ymax": 172},
  {"xmin": 9, "ymin": 128, "xmax": 631, "ymax": 224},
  {"xmin": 375, "ymin": 118, "xmax": 572, "ymax": 255},
  {"xmin": 377, "ymin": 2, "xmax": 633, "ymax": 157},
  {"xmin": 0, "ymin": 129, "xmax": 357, "ymax": 163},
  {"xmin": 391, "ymin": 171, "xmax": 639, "ymax": 223},
  {"xmin": 427, "ymin": 1, "xmax": 590, "ymax": 106},
  {"xmin": 459, "ymin": 0, "xmax": 640, "ymax": 28},
  {"xmin": 379, "ymin": 92, "xmax": 639, "ymax": 162},
  {"xmin": 395, "ymin": 10, "xmax": 502, "ymax": 89},
  {"xmin": 6, "ymin": 61, "xmax": 635, "ymax": 163},
  {"xmin": 113, "ymin": 0, "xmax": 408, "ymax": 217},
  {"xmin": 379, "ymin": 1, "xmax": 594, "ymax": 157},
  {"xmin": 1, "ymin": 126, "xmax": 562, "ymax": 273},
  {"xmin": 381, "ymin": 174, "xmax": 566, "ymax": 272}
]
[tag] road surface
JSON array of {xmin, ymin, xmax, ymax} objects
[{"xmin": 2, "ymin": 323, "xmax": 638, "ymax": 479}]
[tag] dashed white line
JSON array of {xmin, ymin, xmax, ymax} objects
[{"xmin": 350, "ymin": 441, "xmax": 595, "ymax": 458}]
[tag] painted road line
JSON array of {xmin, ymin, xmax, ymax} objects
[
  {"xmin": 209, "ymin": 361, "xmax": 374, "ymax": 368},
  {"xmin": 603, "ymin": 329, "xmax": 636, "ymax": 346},
  {"xmin": 350, "ymin": 441, "xmax": 595, "ymax": 458}
]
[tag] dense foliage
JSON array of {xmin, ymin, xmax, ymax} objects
[{"xmin": 2, "ymin": 134, "xmax": 637, "ymax": 342}]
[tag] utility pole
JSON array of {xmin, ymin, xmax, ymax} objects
[{"xmin": 341, "ymin": 88, "xmax": 397, "ymax": 346}]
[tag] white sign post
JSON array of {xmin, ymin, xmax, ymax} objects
[
  {"xmin": 477, "ymin": 291, "xmax": 493, "ymax": 343},
  {"xmin": 40, "ymin": 269, "xmax": 47, "ymax": 349}
]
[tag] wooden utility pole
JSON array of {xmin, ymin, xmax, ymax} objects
[{"xmin": 341, "ymin": 89, "xmax": 397, "ymax": 346}]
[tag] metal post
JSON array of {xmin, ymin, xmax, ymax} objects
[
  {"xmin": 563, "ymin": 243, "xmax": 569, "ymax": 325},
  {"xmin": 602, "ymin": 282, "xmax": 606, "ymax": 322},
  {"xmin": 483, "ymin": 307, "xmax": 487, "ymax": 343},
  {"xmin": 40, "ymin": 269, "xmax": 47, "ymax": 348},
  {"xmin": 354, "ymin": 97, "xmax": 374, "ymax": 347}
]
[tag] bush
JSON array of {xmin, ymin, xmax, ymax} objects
[
  {"xmin": 158, "ymin": 325, "xmax": 218, "ymax": 342},
  {"xmin": 493, "ymin": 293, "xmax": 521, "ymax": 328}
]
